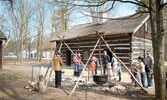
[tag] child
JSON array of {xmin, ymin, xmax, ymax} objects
[
  {"xmin": 117, "ymin": 61, "xmax": 122, "ymax": 82},
  {"xmin": 131, "ymin": 62, "xmax": 139, "ymax": 87},
  {"xmin": 131, "ymin": 63, "xmax": 136, "ymax": 85},
  {"xmin": 111, "ymin": 56, "xmax": 118, "ymax": 80},
  {"xmin": 92, "ymin": 55, "xmax": 100, "ymax": 75},
  {"xmin": 138, "ymin": 57, "xmax": 146, "ymax": 88},
  {"xmin": 107, "ymin": 63, "xmax": 113, "ymax": 80},
  {"xmin": 90, "ymin": 59, "xmax": 96, "ymax": 75}
]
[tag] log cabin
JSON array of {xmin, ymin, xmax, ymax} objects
[
  {"xmin": 0, "ymin": 30, "xmax": 7, "ymax": 69},
  {"xmin": 51, "ymin": 13, "xmax": 154, "ymax": 67}
]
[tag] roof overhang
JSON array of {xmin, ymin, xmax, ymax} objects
[
  {"xmin": 133, "ymin": 15, "xmax": 150, "ymax": 34},
  {"xmin": 51, "ymin": 32, "xmax": 132, "ymax": 43}
]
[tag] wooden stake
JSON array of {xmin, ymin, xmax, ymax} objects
[
  {"xmin": 88, "ymin": 66, "xmax": 89, "ymax": 81},
  {"xmin": 98, "ymin": 38, "xmax": 103, "ymax": 75},
  {"xmin": 99, "ymin": 35, "xmax": 147, "ymax": 92}
]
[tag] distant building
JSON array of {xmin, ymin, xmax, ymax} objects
[{"xmin": 29, "ymin": 49, "xmax": 52, "ymax": 59}]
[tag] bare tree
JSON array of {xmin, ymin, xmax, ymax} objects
[
  {"xmin": 35, "ymin": 0, "xmax": 47, "ymax": 62},
  {"xmin": 49, "ymin": 0, "xmax": 74, "ymax": 58},
  {"xmin": 5, "ymin": 0, "xmax": 36, "ymax": 63}
]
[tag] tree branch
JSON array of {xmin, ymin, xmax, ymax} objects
[
  {"xmin": 80, "ymin": 11, "xmax": 149, "ymax": 21},
  {"xmin": 106, "ymin": 1, "xmax": 115, "ymax": 12},
  {"xmin": 53, "ymin": 0, "xmax": 107, "ymax": 7},
  {"xmin": 107, "ymin": 0, "xmax": 149, "ymax": 9},
  {"xmin": 160, "ymin": 2, "xmax": 167, "ymax": 8}
]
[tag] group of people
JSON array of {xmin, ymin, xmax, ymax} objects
[
  {"xmin": 102, "ymin": 50, "xmax": 122, "ymax": 81},
  {"xmin": 72, "ymin": 50, "xmax": 122, "ymax": 81},
  {"xmin": 52, "ymin": 50, "xmax": 154, "ymax": 89},
  {"xmin": 131, "ymin": 50, "xmax": 154, "ymax": 88}
]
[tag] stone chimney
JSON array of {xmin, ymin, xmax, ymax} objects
[{"xmin": 99, "ymin": 10, "xmax": 107, "ymax": 24}]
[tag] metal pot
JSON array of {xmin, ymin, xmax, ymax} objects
[{"xmin": 93, "ymin": 75, "xmax": 108, "ymax": 85}]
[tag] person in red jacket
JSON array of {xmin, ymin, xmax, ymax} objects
[
  {"xmin": 78, "ymin": 53, "xmax": 82, "ymax": 60},
  {"xmin": 90, "ymin": 58, "xmax": 96, "ymax": 75}
]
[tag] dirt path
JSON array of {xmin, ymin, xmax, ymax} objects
[{"xmin": 0, "ymin": 60, "xmax": 155, "ymax": 100}]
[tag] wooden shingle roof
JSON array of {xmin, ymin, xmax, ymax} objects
[
  {"xmin": 0, "ymin": 30, "xmax": 7, "ymax": 41},
  {"xmin": 52, "ymin": 13, "xmax": 149, "ymax": 42}
]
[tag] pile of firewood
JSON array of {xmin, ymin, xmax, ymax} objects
[
  {"xmin": 24, "ymin": 80, "xmax": 39, "ymax": 91},
  {"xmin": 24, "ymin": 75, "xmax": 46, "ymax": 92}
]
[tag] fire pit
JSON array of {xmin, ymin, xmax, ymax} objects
[{"xmin": 93, "ymin": 75, "xmax": 108, "ymax": 85}]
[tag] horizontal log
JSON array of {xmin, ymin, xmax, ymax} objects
[
  {"xmin": 115, "ymin": 53, "xmax": 131, "ymax": 57},
  {"xmin": 62, "ymin": 45, "xmax": 131, "ymax": 50},
  {"xmin": 60, "ymin": 35, "xmax": 131, "ymax": 43},
  {"xmin": 115, "ymin": 49, "xmax": 131, "ymax": 53},
  {"xmin": 132, "ymin": 37, "xmax": 152, "ymax": 42}
]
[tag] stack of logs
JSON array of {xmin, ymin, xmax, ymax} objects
[
  {"xmin": 24, "ymin": 75, "xmax": 45, "ymax": 92},
  {"xmin": 24, "ymin": 80, "xmax": 39, "ymax": 91}
]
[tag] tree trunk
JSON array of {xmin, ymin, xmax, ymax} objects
[
  {"xmin": 150, "ymin": 0, "xmax": 166, "ymax": 99},
  {"xmin": 40, "ymin": 25, "xmax": 44, "ymax": 62},
  {"xmin": 37, "ymin": 30, "xmax": 41, "ymax": 60},
  {"xmin": 28, "ymin": 40, "xmax": 31, "ymax": 59},
  {"xmin": 0, "ymin": 41, "xmax": 2, "ymax": 70},
  {"xmin": 20, "ymin": 26, "xmax": 23, "ymax": 64}
]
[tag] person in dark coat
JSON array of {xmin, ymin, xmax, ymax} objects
[
  {"xmin": 145, "ymin": 50, "xmax": 154, "ymax": 88},
  {"xmin": 102, "ymin": 50, "xmax": 110, "ymax": 75}
]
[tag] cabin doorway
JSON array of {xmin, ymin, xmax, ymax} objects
[{"xmin": 66, "ymin": 50, "xmax": 71, "ymax": 66}]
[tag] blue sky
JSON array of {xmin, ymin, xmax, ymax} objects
[
  {"xmin": 70, "ymin": 1, "xmax": 139, "ymax": 26},
  {"xmin": 70, "ymin": 0, "xmax": 167, "ymax": 26}
]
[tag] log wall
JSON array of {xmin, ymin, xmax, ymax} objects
[
  {"xmin": 60, "ymin": 35, "xmax": 132, "ymax": 67},
  {"xmin": 131, "ymin": 36, "xmax": 153, "ymax": 63}
]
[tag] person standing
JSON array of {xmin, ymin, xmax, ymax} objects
[
  {"xmin": 138, "ymin": 57, "xmax": 146, "ymax": 88},
  {"xmin": 145, "ymin": 50, "xmax": 154, "ymax": 88},
  {"xmin": 107, "ymin": 63, "xmax": 113, "ymax": 80},
  {"xmin": 73, "ymin": 52, "xmax": 79, "ymax": 71},
  {"xmin": 130, "ymin": 62, "xmax": 139, "ymax": 87},
  {"xmin": 78, "ymin": 53, "xmax": 82, "ymax": 70},
  {"xmin": 117, "ymin": 61, "xmax": 122, "ymax": 82},
  {"xmin": 130, "ymin": 63, "xmax": 136, "ymax": 86},
  {"xmin": 92, "ymin": 55, "xmax": 100, "ymax": 75},
  {"xmin": 102, "ymin": 50, "xmax": 110, "ymax": 75},
  {"xmin": 53, "ymin": 52, "xmax": 64, "ymax": 88},
  {"xmin": 111, "ymin": 55, "xmax": 118, "ymax": 80},
  {"xmin": 78, "ymin": 53, "xmax": 82, "ymax": 60},
  {"xmin": 90, "ymin": 58, "xmax": 96, "ymax": 75}
]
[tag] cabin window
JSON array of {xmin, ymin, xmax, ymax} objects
[
  {"xmin": 83, "ymin": 50, "xmax": 90, "ymax": 60},
  {"xmin": 140, "ymin": 49, "xmax": 145, "ymax": 58},
  {"xmin": 145, "ymin": 22, "xmax": 148, "ymax": 32}
]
